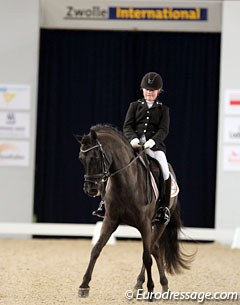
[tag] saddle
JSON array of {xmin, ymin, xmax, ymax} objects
[
  {"xmin": 138, "ymin": 152, "xmax": 179, "ymax": 204},
  {"xmin": 147, "ymin": 155, "xmax": 165, "ymax": 200},
  {"xmin": 138, "ymin": 153, "xmax": 164, "ymax": 203}
]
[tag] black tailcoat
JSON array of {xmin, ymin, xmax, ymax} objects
[{"xmin": 123, "ymin": 98, "xmax": 169, "ymax": 152}]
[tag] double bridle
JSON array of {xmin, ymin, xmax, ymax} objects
[
  {"xmin": 80, "ymin": 140, "xmax": 110, "ymax": 185},
  {"xmin": 80, "ymin": 139, "xmax": 143, "ymax": 186}
]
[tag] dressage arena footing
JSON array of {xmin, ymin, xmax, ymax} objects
[
  {"xmin": 0, "ymin": 238, "xmax": 240, "ymax": 305},
  {"xmin": 0, "ymin": 222, "xmax": 239, "ymax": 247}
]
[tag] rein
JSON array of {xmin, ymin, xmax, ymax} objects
[
  {"xmin": 80, "ymin": 139, "xmax": 154, "ymax": 204},
  {"xmin": 80, "ymin": 140, "xmax": 145, "ymax": 184},
  {"xmin": 109, "ymin": 152, "xmax": 144, "ymax": 177}
]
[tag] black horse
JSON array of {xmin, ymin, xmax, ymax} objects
[{"xmin": 76, "ymin": 124, "xmax": 191, "ymax": 299}]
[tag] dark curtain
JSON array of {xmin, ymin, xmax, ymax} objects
[{"xmin": 34, "ymin": 29, "xmax": 220, "ymax": 228}]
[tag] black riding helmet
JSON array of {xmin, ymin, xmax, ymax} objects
[{"xmin": 140, "ymin": 72, "xmax": 163, "ymax": 91}]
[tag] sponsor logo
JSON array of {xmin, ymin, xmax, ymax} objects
[
  {"xmin": 0, "ymin": 143, "xmax": 16, "ymax": 154},
  {"xmin": 65, "ymin": 6, "xmax": 108, "ymax": 20},
  {"xmin": 5, "ymin": 112, "xmax": 16, "ymax": 125},
  {"xmin": 229, "ymin": 129, "xmax": 240, "ymax": 140},
  {"xmin": 109, "ymin": 7, "xmax": 207, "ymax": 21},
  {"xmin": 230, "ymin": 100, "xmax": 240, "ymax": 106},
  {"xmin": 228, "ymin": 150, "xmax": 240, "ymax": 163},
  {"xmin": 2, "ymin": 93, "xmax": 16, "ymax": 104},
  {"xmin": 63, "ymin": 6, "xmax": 207, "ymax": 21},
  {"xmin": 0, "ymin": 140, "xmax": 29, "ymax": 166}
]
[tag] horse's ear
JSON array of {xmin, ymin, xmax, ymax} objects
[
  {"xmin": 73, "ymin": 134, "xmax": 83, "ymax": 144},
  {"xmin": 90, "ymin": 129, "xmax": 97, "ymax": 141}
]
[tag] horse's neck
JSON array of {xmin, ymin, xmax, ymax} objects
[
  {"xmin": 101, "ymin": 134, "xmax": 139, "ymax": 178},
  {"xmin": 111, "ymin": 148, "xmax": 142, "ymax": 183}
]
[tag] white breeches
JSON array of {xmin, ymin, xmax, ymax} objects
[{"xmin": 145, "ymin": 149, "xmax": 170, "ymax": 181}]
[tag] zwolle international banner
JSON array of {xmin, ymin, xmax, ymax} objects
[{"xmin": 41, "ymin": 0, "xmax": 222, "ymax": 32}]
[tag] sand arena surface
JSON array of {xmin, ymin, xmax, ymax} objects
[{"xmin": 0, "ymin": 238, "xmax": 239, "ymax": 305}]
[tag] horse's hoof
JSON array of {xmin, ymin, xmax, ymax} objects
[
  {"xmin": 78, "ymin": 287, "xmax": 90, "ymax": 298},
  {"xmin": 162, "ymin": 286, "xmax": 169, "ymax": 293},
  {"xmin": 147, "ymin": 293, "xmax": 156, "ymax": 302},
  {"xmin": 133, "ymin": 286, "xmax": 143, "ymax": 298}
]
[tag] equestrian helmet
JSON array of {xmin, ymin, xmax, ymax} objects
[{"xmin": 140, "ymin": 72, "xmax": 163, "ymax": 90}]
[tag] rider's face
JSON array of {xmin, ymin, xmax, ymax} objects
[{"xmin": 142, "ymin": 88, "xmax": 160, "ymax": 101}]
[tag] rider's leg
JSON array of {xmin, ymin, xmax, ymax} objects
[
  {"xmin": 92, "ymin": 200, "xmax": 105, "ymax": 218},
  {"xmin": 150, "ymin": 150, "xmax": 169, "ymax": 181},
  {"xmin": 158, "ymin": 174, "xmax": 171, "ymax": 224},
  {"xmin": 146, "ymin": 149, "xmax": 171, "ymax": 224}
]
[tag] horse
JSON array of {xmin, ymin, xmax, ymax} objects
[{"xmin": 75, "ymin": 124, "xmax": 192, "ymax": 299}]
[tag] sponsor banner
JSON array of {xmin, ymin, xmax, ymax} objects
[
  {"xmin": 223, "ymin": 145, "xmax": 240, "ymax": 172},
  {"xmin": 0, "ymin": 112, "xmax": 30, "ymax": 139},
  {"xmin": 223, "ymin": 117, "xmax": 240, "ymax": 144},
  {"xmin": 0, "ymin": 84, "xmax": 30, "ymax": 110},
  {"xmin": 0, "ymin": 140, "xmax": 29, "ymax": 167},
  {"xmin": 41, "ymin": 0, "xmax": 221, "ymax": 32},
  {"xmin": 225, "ymin": 90, "xmax": 240, "ymax": 115},
  {"xmin": 109, "ymin": 7, "xmax": 207, "ymax": 21}
]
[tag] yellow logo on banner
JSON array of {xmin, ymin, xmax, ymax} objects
[{"xmin": 2, "ymin": 92, "xmax": 16, "ymax": 104}]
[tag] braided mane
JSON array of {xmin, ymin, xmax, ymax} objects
[{"xmin": 90, "ymin": 124, "xmax": 131, "ymax": 147}]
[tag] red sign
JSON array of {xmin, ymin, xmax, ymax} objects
[
  {"xmin": 230, "ymin": 100, "xmax": 240, "ymax": 106},
  {"xmin": 225, "ymin": 90, "xmax": 240, "ymax": 115}
]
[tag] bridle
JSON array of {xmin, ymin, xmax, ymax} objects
[
  {"xmin": 80, "ymin": 139, "xmax": 154, "ymax": 203},
  {"xmin": 80, "ymin": 140, "xmax": 110, "ymax": 185},
  {"xmin": 80, "ymin": 139, "xmax": 143, "ymax": 186}
]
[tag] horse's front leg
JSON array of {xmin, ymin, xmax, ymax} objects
[
  {"xmin": 152, "ymin": 243, "xmax": 169, "ymax": 292},
  {"xmin": 134, "ymin": 223, "xmax": 166, "ymax": 299},
  {"xmin": 78, "ymin": 218, "xmax": 118, "ymax": 297},
  {"xmin": 151, "ymin": 224, "xmax": 169, "ymax": 292},
  {"xmin": 134, "ymin": 263, "xmax": 145, "ymax": 293},
  {"xmin": 140, "ymin": 221, "xmax": 154, "ymax": 301}
]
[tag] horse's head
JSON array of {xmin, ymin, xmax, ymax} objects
[{"xmin": 75, "ymin": 129, "xmax": 109, "ymax": 198}]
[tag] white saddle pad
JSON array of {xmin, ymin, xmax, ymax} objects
[{"xmin": 150, "ymin": 172, "xmax": 179, "ymax": 200}]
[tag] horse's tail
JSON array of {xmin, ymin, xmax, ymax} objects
[{"xmin": 158, "ymin": 202, "xmax": 194, "ymax": 274}]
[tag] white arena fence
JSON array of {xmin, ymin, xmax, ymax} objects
[{"xmin": 0, "ymin": 222, "xmax": 238, "ymax": 248}]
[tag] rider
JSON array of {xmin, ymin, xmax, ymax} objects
[{"xmin": 92, "ymin": 72, "xmax": 171, "ymax": 224}]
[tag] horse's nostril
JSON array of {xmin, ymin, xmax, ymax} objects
[
  {"xmin": 84, "ymin": 184, "xmax": 99, "ymax": 196},
  {"xmin": 88, "ymin": 189, "xmax": 98, "ymax": 197}
]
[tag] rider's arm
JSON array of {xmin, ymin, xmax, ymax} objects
[
  {"xmin": 123, "ymin": 102, "xmax": 138, "ymax": 141},
  {"xmin": 152, "ymin": 105, "xmax": 170, "ymax": 145}
]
